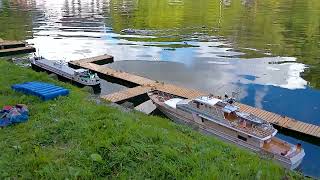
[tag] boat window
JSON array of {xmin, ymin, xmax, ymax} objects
[
  {"xmin": 194, "ymin": 101, "xmax": 200, "ymax": 108},
  {"xmin": 237, "ymin": 135, "xmax": 247, "ymax": 141}
]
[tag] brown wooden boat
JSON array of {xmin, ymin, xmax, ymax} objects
[{"xmin": 148, "ymin": 90, "xmax": 305, "ymax": 169}]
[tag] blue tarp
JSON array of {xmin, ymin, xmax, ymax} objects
[
  {"xmin": 0, "ymin": 104, "xmax": 29, "ymax": 127},
  {"xmin": 12, "ymin": 81, "xmax": 69, "ymax": 101}
]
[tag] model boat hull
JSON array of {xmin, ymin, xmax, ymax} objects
[
  {"xmin": 31, "ymin": 61, "xmax": 100, "ymax": 87},
  {"xmin": 154, "ymin": 101, "xmax": 304, "ymax": 170}
]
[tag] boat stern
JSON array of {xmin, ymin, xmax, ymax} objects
[{"xmin": 288, "ymin": 145, "xmax": 305, "ymax": 170}]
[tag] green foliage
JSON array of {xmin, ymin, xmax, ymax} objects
[
  {"xmin": 0, "ymin": 1, "xmax": 32, "ymax": 40},
  {"xmin": 0, "ymin": 60, "xmax": 304, "ymax": 179}
]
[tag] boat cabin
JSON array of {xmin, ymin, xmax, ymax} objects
[
  {"xmin": 74, "ymin": 69, "xmax": 90, "ymax": 76},
  {"xmin": 163, "ymin": 95, "xmax": 278, "ymax": 148}
]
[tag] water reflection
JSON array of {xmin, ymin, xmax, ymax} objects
[
  {"xmin": 0, "ymin": 0, "xmax": 320, "ymax": 177},
  {"xmin": 106, "ymin": 58, "xmax": 312, "ymax": 109}
]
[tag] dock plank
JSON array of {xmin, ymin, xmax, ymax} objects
[
  {"xmin": 294, "ymin": 122, "xmax": 305, "ymax": 132},
  {"xmin": 310, "ymin": 125, "xmax": 319, "ymax": 135},
  {"xmin": 312, "ymin": 126, "xmax": 320, "ymax": 136},
  {"xmin": 269, "ymin": 114, "xmax": 281, "ymax": 123},
  {"xmin": 0, "ymin": 40, "xmax": 26, "ymax": 49},
  {"xmin": 314, "ymin": 128, "xmax": 320, "ymax": 137},
  {"xmin": 101, "ymin": 86, "xmax": 151, "ymax": 103},
  {"xmin": 285, "ymin": 120, "xmax": 300, "ymax": 130},
  {"xmin": 0, "ymin": 46, "xmax": 36, "ymax": 56},
  {"xmin": 308, "ymin": 125, "xmax": 318, "ymax": 135},
  {"xmin": 294, "ymin": 122, "xmax": 305, "ymax": 131},
  {"xmin": 299, "ymin": 123, "xmax": 309, "ymax": 133},
  {"xmin": 303, "ymin": 124, "xmax": 314, "ymax": 134},
  {"xmin": 70, "ymin": 54, "xmax": 113, "ymax": 65}
]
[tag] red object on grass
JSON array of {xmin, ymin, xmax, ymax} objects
[{"xmin": 3, "ymin": 106, "xmax": 12, "ymax": 111}]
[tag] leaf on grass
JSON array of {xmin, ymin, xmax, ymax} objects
[{"xmin": 90, "ymin": 153, "xmax": 102, "ymax": 162}]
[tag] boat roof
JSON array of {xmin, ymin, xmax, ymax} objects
[
  {"xmin": 74, "ymin": 69, "xmax": 88, "ymax": 73},
  {"xmin": 236, "ymin": 111, "xmax": 264, "ymax": 124},
  {"xmin": 177, "ymin": 99, "xmax": 190, "ymax": 105},
  {"xmin": 223, "ymin": 104, "xmax": 239, "ymax": 113},
  {"xmin": 194, "ymin": 96, "xmax": 222, "ymax": 106},
  {"xmin": 35, "ymin": 58, "xmax": 74, "ymax": 75},
  {"xmin": 164, "ymin": 98, "xmax": 183, "ymax": 109}
]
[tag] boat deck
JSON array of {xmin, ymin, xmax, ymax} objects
[
  {"xmin": 36, "ymin": 59, "xmax": 75, "ymax": 76},
  {"xmin": 69, "ymin": 55, "xmax": 320, "ymax": 139},
  {"xmin": 263, "ymin": 137, "xmax": 291, "ymax": 155}
]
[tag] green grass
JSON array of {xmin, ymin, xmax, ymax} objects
[{"xmin": 0, "ymin": 60, "xmax": 303, "ymax": 179}]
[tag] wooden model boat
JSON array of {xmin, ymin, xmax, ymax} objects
[{"xmin": 148, "ymin": 90, "xmax": 305, "ymax": 169}]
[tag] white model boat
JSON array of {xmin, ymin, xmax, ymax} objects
[
  {"xmin": 30, "ymin": 56, "xmax": 100, "ymax": 87},
  {"xmin": 148, "ymin": 90, "xmax": 305, "ymax": 170}
]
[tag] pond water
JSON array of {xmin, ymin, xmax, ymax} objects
[{"xmin": 0, "ymin": 0, "xmax": 319, "ymax": 177}]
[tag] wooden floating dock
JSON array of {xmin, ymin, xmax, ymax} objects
[
  {"xmin": 70, "ymin": 55, "xmax": 320, "ymax": 139},
  {"xmin": 0, "ymin": 46, "xmax": 36, "ymax": 56},
  {"xmin": 74, "ymin": 62, "xmax": 157, "ymax": 86},
  {"xmin": 0, "ymin": 40, "xmax": 36, "ymax": 56},
  {"xmin": 68, "ymin": 54, "xmax": 114, "ymax": 66},
  {"xmin": 0, "ymin": 40, "xmax": 26, "ymax": 49},
  {"xmin": 101, "ymin": 86, "xmax": 152, "ymax": 103}
]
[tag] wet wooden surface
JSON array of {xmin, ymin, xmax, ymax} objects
[
  {"xmin": 69, "ymin": 54, "xmax": 113, "ymax": 65},
  {"xmin": 0, "ymin": 46, "xmax": 36, "ymax": 56},
  {"xmin": 101, "ymin": 86, "xmax": 151, "ymax": 103},
  {"xmin": 0, "ymin": 40, "xmax": 26, "ymax": 48}
]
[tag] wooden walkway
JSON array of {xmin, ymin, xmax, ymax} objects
[
  {"xmin": 101, "ymin": 86, "xmax": 151, "ymax": 103},
  {"xmin": 0, "ymin": 46, "xmax": 36, "ymax": 56},
  {"xmin": 69, "ymin": 54, "xmax": 114, "ymax": 66},
  {"xmin": 0, "ymin": 40, "xmax": 26, "ymax": 49},
  {"xmin": 0, "ymin": 40, "xmax": 35, "ymax": 56},
  {"xmin": 70, "ymin": 55, "xmax": 320, "ymax": 139},
  {"xmin": 237, "ymin": 103, "xmax": 320, "ymax": 138},
  {"xmin": 72, "ymin": 62, "xmax": 157, "ymax": 86}
]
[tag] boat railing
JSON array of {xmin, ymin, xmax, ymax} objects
[{"xmin": 153, "ymin": 90, "xmax": 177, "ymax": 102}]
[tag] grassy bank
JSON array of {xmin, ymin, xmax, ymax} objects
[{"xmin": 0, "ymin": 60, "xmax": 302, "ymax": 179}]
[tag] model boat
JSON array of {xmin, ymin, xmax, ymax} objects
[
  {"xmin": 148, "ymin": 90, "xmax": 305, "ymax": 169},
  {"xmin": 30, "ymin": 56, "xmax": 100, "ymax": 87}
]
